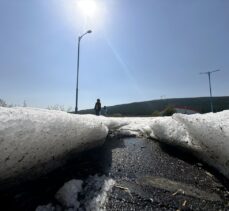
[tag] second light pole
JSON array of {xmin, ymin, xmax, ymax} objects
[
  {"xmin": 75, "ymin": 30, "xmax": 92, "ymax": 113},
  {"xmin": 200, "ymin": 69, "xmax": 220, "ymax": 112}
]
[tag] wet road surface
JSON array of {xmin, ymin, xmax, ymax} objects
[
  {"xmin": 99, "ymin": 137, "xmax": 229, "ymax": 210},
  {"xmin": 1, "ymin": 136, "xmax": 229, "ymax": 210}
]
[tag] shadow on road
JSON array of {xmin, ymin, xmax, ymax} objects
[
  {"xmin": 0, "ymin": 135, "xmax": 228, "ymax": 211},
  {"xmin": 159, "ymin": 142, "xmax": 229, "ymax": 190}
]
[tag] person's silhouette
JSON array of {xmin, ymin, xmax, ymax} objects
[{"xmin": 94, "ymin": 99, "xmax": 101, "ymax": 116}]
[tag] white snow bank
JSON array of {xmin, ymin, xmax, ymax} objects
[
  {"xmin": 1, "ymin": 106, "xmax": 229, "ymax": 184},
  {"xmin": 0, "ymin": 107, "xmax": 108, "ymax": 184},
  {"xmin": 150, "ymin": 111, "xmax": 229, "ymax": 178},
  {"xmin": 172, "ymin": 112, "xmax": 229, "ymax": 178}
]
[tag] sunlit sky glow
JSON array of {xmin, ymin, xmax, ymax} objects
[
  {"xmin": 78, "ymin": 0, "xmax": 97, "ymax": 17},
  {"xmin": 0, "ymin": 0, "xmax": 228, "ymax": 110}
]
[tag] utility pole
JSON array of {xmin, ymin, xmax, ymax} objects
[{"xmin": 200, "ymin": 70, "xmax": 221, "ymax": 112}]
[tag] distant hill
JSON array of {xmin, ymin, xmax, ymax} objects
[{"xmin": 78, "ymin": 96, "xmax": 229, "ymax": 116}]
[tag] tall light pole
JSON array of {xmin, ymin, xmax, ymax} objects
[
  {"xmin": 200, "ymin": 69, "xmax": 221, "ymax": 112},
  {"xmin": 75, "ymin": 30, "xmax": 92, "ymax": 113}
]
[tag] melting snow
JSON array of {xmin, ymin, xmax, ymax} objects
[
  {"xmin": 0, "ymin": 107, "xmax": 108, "ymax": 184},
  {"xmin": 35, "ymin": 175, "xmax": 115, "ymax": 211},
  {"xmin": 0, "ymin": 107, "xmax": 229, "ymax": 183},
  {"xmin": 81, "ymin": 175, "xmax": 116, "ymax": 211},
  {"xmin": 1, "ymin": 107, "xmax": 229, "ymax": 210},
  {"xmin": 55, "ymin": 179, "xmax": 83, "ymax": 209}
]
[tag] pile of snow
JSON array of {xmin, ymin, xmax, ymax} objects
[
  {"xmin": 152, "ymin": 112, "xmax": 229, "ymax": 179},
  {"xmin": 36, "ymin": 175, "xmax": 115, "ymax": 211},
  {"xmin": 0, "ymin": 106, "xmax": 229, "ymax": 185},
  {"xmin": 0, "ymin": 107, "xmax": 109, "ymax": 185}
]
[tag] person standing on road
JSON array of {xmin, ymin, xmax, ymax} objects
[{"xmin": 94, "ymin": 99, "xmax": 101, "ymax": 116}]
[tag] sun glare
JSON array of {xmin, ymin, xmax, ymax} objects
[{"xmin": 78, "ymin": 0, "xmax": 97, "ymax": 17}]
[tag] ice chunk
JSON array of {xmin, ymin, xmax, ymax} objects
[
  {"xmin": 80, "ymin": 175, "xmax": 116, "ymax": 211},
  {"xmin": 55, "ymin": 179, "xmax": 83, "ymax": 210},
  {"xmin": 36, "ymin": 175, "xmax": 115, "ymax": 211}
]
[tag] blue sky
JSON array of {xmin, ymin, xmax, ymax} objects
[{"xmin": 0, "ymin": 0, "xmax": 228, "ymax": 110}]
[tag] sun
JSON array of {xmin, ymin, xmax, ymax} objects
[{"xmin": 78, "ymin": 0, "xmax": 97, "ymax": 18}]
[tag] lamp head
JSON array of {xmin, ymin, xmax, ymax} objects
[{"xmin": 87, "ymin": 30, "xmax": 92, "ymax": 33}]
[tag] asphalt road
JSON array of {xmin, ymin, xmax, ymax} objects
[
  {"xmin": 1, "ymin": 136, "xmax": 229, "ymax": 210},
  {"xmin": 98, "ymin": 136, "xmax": 229, "ymax": 210}
]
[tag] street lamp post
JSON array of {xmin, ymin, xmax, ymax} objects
[
  {"xmin": 75, "ymin": 30, "xmax": 92, "ymax": 113},
  {"xmin": 200, "ymin": 69, "xmax": 220, "ymax": 112}
]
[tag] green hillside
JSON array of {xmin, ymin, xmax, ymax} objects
[{"xmin": 79, "ymin": 96, "xmax": 229, "ymax": 116}]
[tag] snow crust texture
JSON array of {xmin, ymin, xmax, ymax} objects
[
  {"xmin": 0, "ymin": 107, "xmax": 108, "ymax": 184},
  {"xmin": 170, "ymin": 112, "xmax": 229, "ymax": 179}
]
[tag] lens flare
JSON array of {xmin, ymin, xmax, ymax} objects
[{"xmin": 78, "ymin": 0, "xmax": 97, "ymax": 17}]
